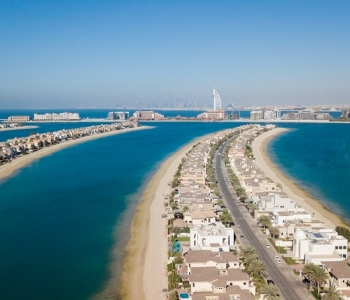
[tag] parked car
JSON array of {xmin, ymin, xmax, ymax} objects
[
  {"xmin": 266, "ymin": 244, "xmax": 270, "ymax": 248},
  {"xmin": 302, "ymin": 278, "xmax": 310, "ymax": 284},
  {"xmin": 240, "ymin": 235, "xmax": 245, "ymax": 240},
  {"xmin": 267, "ymin": 279, "xmax": 275, "ymax": 285}
]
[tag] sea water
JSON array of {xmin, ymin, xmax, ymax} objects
[
  {"xmin": 0, "ymin": 120, "xmax": 349, "ymax": 299},
  {"xmin": 0, "ymin": 121, "xmax": 245, "ymax": 300},
  {"xmin": 268, "ymin": 122, "xmax": 350, "ymax": 222}
]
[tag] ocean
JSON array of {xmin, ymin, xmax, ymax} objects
[{"xmin": 0, "ymin": 111, "xmax": 349, "ymax": 299}]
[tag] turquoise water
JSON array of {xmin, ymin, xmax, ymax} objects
[
  {"xmin": 268, "ymin": 123, "xmax": 350, "ymax": 222},
  {"xmin": 0, "ymin": 120, "xmax": 349, "ymax": 299},
  {"xmin": 0, "ymin": 122, "xmax": 246, "ymax": 300}
]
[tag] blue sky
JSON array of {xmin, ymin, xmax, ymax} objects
[{"xmin": 1, "ymin": 0, "xmax": 349, "ymax": 108}]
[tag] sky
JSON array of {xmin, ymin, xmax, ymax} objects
[{"xmin": 0, "ymin": 0, "xmax": 350, "ymax": 108}]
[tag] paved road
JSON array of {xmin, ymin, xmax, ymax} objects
[{"xmin": 215, "ymin": 142, "xmax": 311, "ymax": 300}]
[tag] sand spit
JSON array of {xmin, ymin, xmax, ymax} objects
[
  {"xmin": 0, "ymin": 125, "xmax": 38, "ymax": 132},
  {"xmin": 117, "ymin": 134, "xmax": 214, "ymax": 300},
  {"xmin": 0, "ymin": 126, "xmax": 152, "ymax": 183}
]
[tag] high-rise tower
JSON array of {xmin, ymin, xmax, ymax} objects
[{"xmin": 213, "ymin": 87, "xmax": 222, "ymax": 110}]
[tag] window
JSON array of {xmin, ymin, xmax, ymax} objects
[
  {"xmin": 243, "ymin": 282, "xmax": 247, "ymax": 285},
  {"xmin": 335, "ymin": 246, "xmax": 339, "ymax": 249}
]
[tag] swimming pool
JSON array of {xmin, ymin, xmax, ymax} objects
[
  {"xmin": 179, "ymin": 293, "xmax": 189, "ymax": 299},
  {"xmin": 172, "ymin": 241, "xmax": 181, "ymax": 252}
]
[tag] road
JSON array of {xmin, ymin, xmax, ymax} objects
[{"xmin": 215, "ymin": 142, "xmax": 311, "ymax": 300}]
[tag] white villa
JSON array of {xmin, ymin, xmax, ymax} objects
[
  {"xmin": 190, "ymin": 223, "xmax": 234, "ymax": 252},
  {"xmin": 293, "ymin": 229, "xmax": 348, "ymax": 264}
]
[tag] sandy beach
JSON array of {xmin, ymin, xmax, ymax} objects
[
  {"xmin": 0, "ymin": 126, "xmax": 152, "ymax": 182},
  {"xmin": 0, "ymin": 125, "xmax": 38, "ymax": 132},
  {"xmin": 252, "ymin": 127, "xmax": 345, "ymax": 229},
  {"xmin": 119, "ymin": 133, "xmax": 215, "ymax": 300}
]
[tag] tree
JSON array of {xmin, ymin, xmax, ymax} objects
[
  {"xmin": 260, "ymin": 283, "xmax": 280, "ymax": 300},
  {"xmin": 217, "ymin": 199, "xmax": 224, "ymax": 207},
  {"xmin": 246, "ymin": 259, "xmax": 268, "ymax": 279},
  {"xmin": 219, "ymin": 209, "xmax": 233, "ymax": 226},
  {"xmin": 258, "ymin": 215, "xmax": 272, "ymax": 231},
  {"xmin": 269, "ymin": 226, "xmax": 280, "ymax": 245},
  {"xmin": 303, "ymin": 263, "xmax": 328, "ymax": 295},
  {"xmin": 182, "ymin": 206, "xmax": 189, "ymax": 212},
  {"xmin": 243, "ymin": 253, "xmax": 258, "ymax": 268},
  {"xmin": 323, "ymin": 286, "xmax": 342, "ymax": 300},
  {"xmin": 246, "ymin": 202, "xmax": 258, "ymax": 217},
  {"xmin": 240, "ymin": 246, "xmax": 257, "ymax": 266}
]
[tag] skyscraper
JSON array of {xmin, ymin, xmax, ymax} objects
[{"xmin": 213, "ymin": 87, "xmax": 222, "ymax": 110}]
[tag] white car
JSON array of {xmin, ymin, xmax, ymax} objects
[
  {"xmin": 276, "ymin": 259, "xmax": 282, "ymax": 264},
  {"xmin": 274, "ymin": 256, "xmax": 279, "ymax": 260},
  {"xmin": 266, "ymin": 244, "xmax": 270, "ymax": 248}
]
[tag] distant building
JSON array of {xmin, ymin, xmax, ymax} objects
[
  {"xmin": 8, "ymin": 116, "xmax": 30, "ymax": 122},
  {"xmin": 33, "ymin": 112, "xmax": 80, "ymax": 121},
  {"xmin": 107, "ymin": 111, "xmax": 129, "ymax": 120},
  {"xmin": 213, "ymin": 88, "xmax": 222, "ymax": 110},
  {"xmin": 281, "ymin": 111, "xmax": 332, "ymax": 120},
  {"xmin": 263, "ymin": 110, "xmax": 274, "ymax": 120},
  {"xmin": 197, "ymin": 110, "xmax": 225, "ymax": 120},
  {"xmin": 132, "ymin": 110, "xmax": 164, "ymax": 120},
  {"xmin": 250, "ymin": 111, "xmax": 263, "ymax": 120}
]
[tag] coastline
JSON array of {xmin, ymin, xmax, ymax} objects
[
  {"xmin": 0, "ymin": 125, "xmax": 38, "ymax": 132},
  {"xmin": 252, "ymin": 127, "xmax": 345, "ymax": 229},
  {"xmin": 0, "ymin": 126, "xmax": 153, "ymax": 183},
  {"xmin": 118, "ymin": 133, "xmax": 215, "ymax": 300}
]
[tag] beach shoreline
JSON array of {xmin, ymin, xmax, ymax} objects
[
  {"xmin": 0, "ymin": 126, "xmax": 153, "ymax": 183},
  {"xmin": 0, "ymin": 125, "xmax": 38, "ymax": 132},
  {"xmin": 252, "ymin": 127, "xmax": 345, "ymax": 229},
  {"xmin": 117, "ymin": 133, "xmax": 215, "ymax": 300}
]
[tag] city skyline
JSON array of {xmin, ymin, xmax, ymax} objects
[{"xmin": 1, "ymin": 1, "xmax": 350, "ymax": 108}]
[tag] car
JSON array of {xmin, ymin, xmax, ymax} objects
[
  {"xmin": 302, "ymin": 278, "xmax": 310, "ymax": 284},
  {"xmin": 240, "ymin": 235, "xmax": 245, "ymax": 240},
  {"xmin": 266, "ymin": 244, "xmax": 270, "ymax": 248},
  {"xmin": 267, "ymin": 279, "xmax": 275, "ymax": 285},
  {"xmin": 276, "ymin": 259, "xmax": 282, "ymax": 264},
  {"xmin": 274, "ymin": 255, "xmax": 279, "ymax": 260}
]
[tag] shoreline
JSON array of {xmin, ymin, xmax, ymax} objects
[
  {"xmin": 0, "ymin": 125, "xmax": 38, "ymax": 132},
  {"xmin": 118, "ymin": 133, "xmax": 215, "ymax": 300},
  {"xmin": 252, "ymin": 127, "xmax": 345, "ymax": 229},
  {"xmin": 0, "ymin": 126, "xmax": 153, "ymax": 183}
]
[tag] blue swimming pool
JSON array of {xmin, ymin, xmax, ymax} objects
[
  {"xmin": 179, "ymin": 293, "xmax": 189, "ymax": 299},
  {"xmin": 172, "ymin": 241, "xmax": 181, "ymax": 252}
]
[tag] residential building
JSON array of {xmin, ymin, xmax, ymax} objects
[{"xmin": 190, "ymin": 223, "xmax": 234, "ymax": 252}]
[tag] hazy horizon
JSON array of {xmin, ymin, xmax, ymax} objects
[{"xmin": 1, "ymin": 1, "xmax": 350, "ymax": 109}]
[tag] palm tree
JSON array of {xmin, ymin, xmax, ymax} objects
[
  {"xmin": 269, "ymin": 226, "xmax": 280, "ymax": 245},
  {"xmin": 260, "ymin": 283, "xmax": 280, "ymax": 300},
  {"xmin": 303, "ymin": 263, "xmax": 328, "ymax": 295},
  {"xmin": 323, "ymin": 286, "xmax": 342, "ymax": 300},
  {"xmin": 246, "ymin": 202, "xmax": 258, "ymax": 216},
  {"xmin": 258, "ymin": 215, "xmax": 272, "ymax": 232},
  {"xmin": 247, "ymin": 259, "xmax": 268, "ymax": 279},
  {"xmin": 243, "ymin": 253, "xmax": 258, "ymax": 268},
  {"xmin": 240, "ymin": 245, "xmax": 256, "ymax": 259}
]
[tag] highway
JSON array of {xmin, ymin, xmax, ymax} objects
[{"xmin": 215, "ymin": 142, "xmax": 311, "ymax": 300}]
